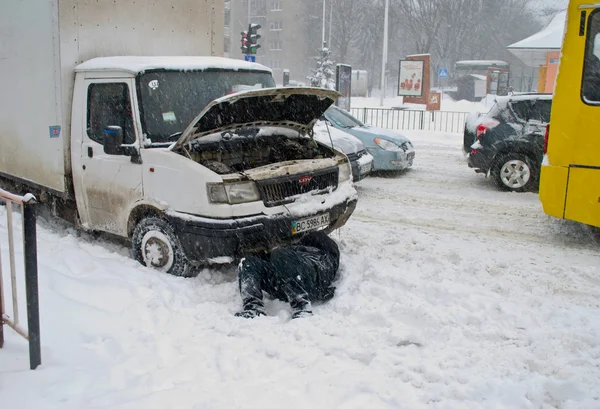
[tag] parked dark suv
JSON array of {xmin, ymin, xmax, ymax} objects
[{"xmin": 463, "ymin": 94, "xmax": 552, "ymax": 192}]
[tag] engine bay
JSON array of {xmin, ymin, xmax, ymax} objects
[{"xmin": 182, "ymin": 129, "xmax": 337, "ymax": 175}]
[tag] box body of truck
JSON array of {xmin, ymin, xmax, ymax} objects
[{"xmin": 0, "ymin": 0, "xmax": 223, "ymax": 195}]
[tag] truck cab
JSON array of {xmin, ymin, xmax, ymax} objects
[
  {"xmin": 69, "ymin": 57, "xmax": 357, "ymax": 276},
  {"xmin": 539, "ymin": 1, "xmax": 600, "ymax": 228}
]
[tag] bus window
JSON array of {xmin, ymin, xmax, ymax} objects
[{"xmin": 582, "ymin": 11, "xmax": 600, "ymax": 103}]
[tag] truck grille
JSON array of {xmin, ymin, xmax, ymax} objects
[{"xmin": 256, "ymin": 166, "xmax": 339, "ymax": 207}]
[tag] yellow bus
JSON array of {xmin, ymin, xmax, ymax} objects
[{"xmin": 539, "ymin": 0, "xmax": 600, "ymax": 228}]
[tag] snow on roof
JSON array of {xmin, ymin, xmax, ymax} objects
[
  {"xmin": 508, "ymin": 11, "xmax": 566, "ymax": 50},
  {"xmin": 75, "ymin": 56, "xmax": 272, "ymax": 74},
  {"xmin": 507, "ymin": 11, "xmax": 566, "ymax": 66},
  {"xmin": 494, "ymin": 94, "xmax": 553, "ymax": 105},
  {"xmin": 469, "ymin": 74, "xmax": 487, "ymax": 81}
]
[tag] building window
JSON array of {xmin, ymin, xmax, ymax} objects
[
  {"xmin": 271, "ymin": 1, "xmax": 282, "ymax": 11},
  {"xmin": 270, "ymin": 21, "xmax": 282, "ymax": 31},
  {"xmin": 269, "ymin": 60, "xmax": 282, "ymax": 69},
  {"xmin": 269, "ymin": 41, "xmax": 282, "ymax": 51},
  {"xmin": 582, "ymin": 10, "xmax": 600, "ymax": 104},
  {"xmin": 250, "ymin": 0, "xmax": 266, "ymax": 13}
]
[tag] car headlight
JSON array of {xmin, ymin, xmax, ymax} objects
[
  {"xmin": 207, "ymin": 181, "xmax": 261, "ymax": 204},
  {"xmin": 338, "ymin": 161, "xmax": 352, "ymax": 183},
  {"xmin": 374, "ymin": 137, "xmax": 401, "ymax": 151}
]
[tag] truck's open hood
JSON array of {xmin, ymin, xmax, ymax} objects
[{"xmin": 171, "ymin": 87, "xmax": 340, "ymax": 150}]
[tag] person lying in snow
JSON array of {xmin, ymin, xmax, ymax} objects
[{"xmin": 235, "ymin": 230, "xmax": 340, "ymax": 319}]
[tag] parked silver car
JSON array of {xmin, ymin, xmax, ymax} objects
[{"xmin": 313, "ymin": 120, "xmax": 374, "ymax": 182}]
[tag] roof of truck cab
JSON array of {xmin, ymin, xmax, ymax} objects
[{"xmin": 75, "ymin": 56, "xmax": 272, "ymax": 74}]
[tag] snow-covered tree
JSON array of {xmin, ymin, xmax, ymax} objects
[{"xmin": 308, "ymin": 42, "xmax": 336, "ymax": 90}]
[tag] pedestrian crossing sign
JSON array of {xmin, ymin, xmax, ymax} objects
[{"xmin": 438, "ymin": 68, "xmax": 449, "ymax": 79}]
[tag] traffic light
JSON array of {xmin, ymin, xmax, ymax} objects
[
  {"xmin": 247, "ymin": 23, "xmax": 261, "ymax": 55},
  {"xmin": 240, "ymin": 31, "xmax": 248, "ymax": 54}
]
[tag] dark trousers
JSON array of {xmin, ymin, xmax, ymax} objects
[{"xmin": 238, "ymin": 247, "xmax": 319, "ymax": 311}]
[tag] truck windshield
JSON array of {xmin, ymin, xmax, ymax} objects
[{"xmin": 137, "ymin": 70, "xmax": 275, "ymax": 143}]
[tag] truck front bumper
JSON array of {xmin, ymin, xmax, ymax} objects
[{"xmin": 167, "ymin": 198, "xmax": 357, "ymax": 264}]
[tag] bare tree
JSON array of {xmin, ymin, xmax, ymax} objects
[
  {"xmin": 329, "ymin": 0, "xmax": 364, "ymax": 63},
  {"xmin": 394, "ymin": 0, "xmax": 446, "ymax": 54}
]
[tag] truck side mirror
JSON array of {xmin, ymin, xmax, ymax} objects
[{"xmin": 103, "ymin": 126, "xmax": 124, "ymax": 155}]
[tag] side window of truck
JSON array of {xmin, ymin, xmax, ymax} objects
[
  {"xmin": 87, "ymin": 83, "xmax": 135, "ymax": 144},
  {"xmin": 582, "ymin": 10, "xmax": 600, "ymax": 104}
]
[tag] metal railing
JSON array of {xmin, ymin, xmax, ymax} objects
[
  {"xmin": 350, "ymin": 108, "xmax": 469, "ymax": 134},
  {"xmin": 0, "ymin": 188, "xmax": 41, "ymax": 370}
]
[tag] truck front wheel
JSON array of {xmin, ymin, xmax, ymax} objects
[{"xmin": 132, "ymin": 217, "xmax": 194, "ymax": 277}]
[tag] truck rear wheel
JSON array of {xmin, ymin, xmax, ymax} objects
[{"xmin": 132, "ymin": 217, "xmax": 194, "ymax": 277}]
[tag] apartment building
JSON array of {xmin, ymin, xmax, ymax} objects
[{"xmin": 226, "ymin": 0, "xmax": 315, "ymax": 84}]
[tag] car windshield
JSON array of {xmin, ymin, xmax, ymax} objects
[
  {"xmin": 325, "ymin": 106, "xmax": 366, "ymax": 128},
  {"xmin": 137, "ymin": 70, "xmax": 275, "ymax": 143}
]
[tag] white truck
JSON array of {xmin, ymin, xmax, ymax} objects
[{"xmin": 0, "ymin": 0, "xmax": 358, "ymax": 276}]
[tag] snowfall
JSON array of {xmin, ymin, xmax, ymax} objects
[{"xmin": 2, "ymin": 97, "xmax": 600, "ymax": 409}]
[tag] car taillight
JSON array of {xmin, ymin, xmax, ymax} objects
[
  {"xmin": 476, "ymin": 124, "xmax": 487, "ymax": 138},
  {"xmin": 543, "ymin": 124, "xmax": 550, "ymax": 154}
]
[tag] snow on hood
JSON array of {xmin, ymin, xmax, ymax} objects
[
  {"xmin": 313, "ymin": 121, "xmax": 365, "ymax": 154},
  {"xmin": 351, "ymin": 126, "xmax": 411, "ymax": 146},
  {"xmin": 171, "ymin": 87, "xmax": 340, "ymax": 150}
]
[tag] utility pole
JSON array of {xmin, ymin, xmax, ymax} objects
[
  {"xmin": 328, "ymin": 0, "xmax": 333, "ymax": 46},
  {"xmin": 247, "ymin": 0, "xmax": 251, "ymax": 27},
  {"xmin": 379, "ymin": 0, "xmax": 389, "ymax": 107},
  {"xmin": 322, "ymin": 0, "xmax": 326, "ymax": 45}
]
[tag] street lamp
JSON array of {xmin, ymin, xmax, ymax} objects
[{"xmin": 380, "ymin": 0, "xmax": 389, "ymax": 107}]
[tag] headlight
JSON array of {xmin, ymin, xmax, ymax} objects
[
  {"xmin": 207, "ymin": 182, "xmax": 261, "ymax": 204},
  {"xmin": 338, "ymin": 162, "xmax": 352, "ymax": 183},
  {"xmin": 374, "ymin": 137, "xmax": 401, "ymax": 151},
  {"xmin": 207, "ymin": 183, "xmax": 228, "ymax": 203}
]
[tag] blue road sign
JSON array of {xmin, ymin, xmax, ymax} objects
[
  {"xmin": 244, "ymin": 55, "xmax": 256, "ymax": 62},
  {"xmin": 438, "ymin": 68, "xmax": 449, "ymax": 79}
]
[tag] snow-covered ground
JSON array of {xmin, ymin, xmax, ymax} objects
[{"xmin": 2, "ymin": 131, "xmax": 600, "ymax": 409}]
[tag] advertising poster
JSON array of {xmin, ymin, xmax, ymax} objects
[
  {"xmin": 397, "ymin": 60, "xmax": 424, "ymax": 97},
  {"xmin": 336, "ymin": 64, "xmax": 352, "ymax": 111},
  {"xmin": 426, "ymin": 92, "xmax": 441, "ymax": 111}
]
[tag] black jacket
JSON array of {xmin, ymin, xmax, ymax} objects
[{"xmin": 294, "ymin": 231, "xmax": 340, "ymax": 300}]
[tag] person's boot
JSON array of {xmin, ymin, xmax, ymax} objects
[
  {"xmin": 235, "ymin": 301, "xmax": 266, "ymax": 319},
  {"xmin": 291, "ymin": 299, "xmax": 313, "ymax": 319}
]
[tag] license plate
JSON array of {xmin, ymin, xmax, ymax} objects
[{"xmin": 292, "ymin": 213, "xmax": 330, "ymax": 234}]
